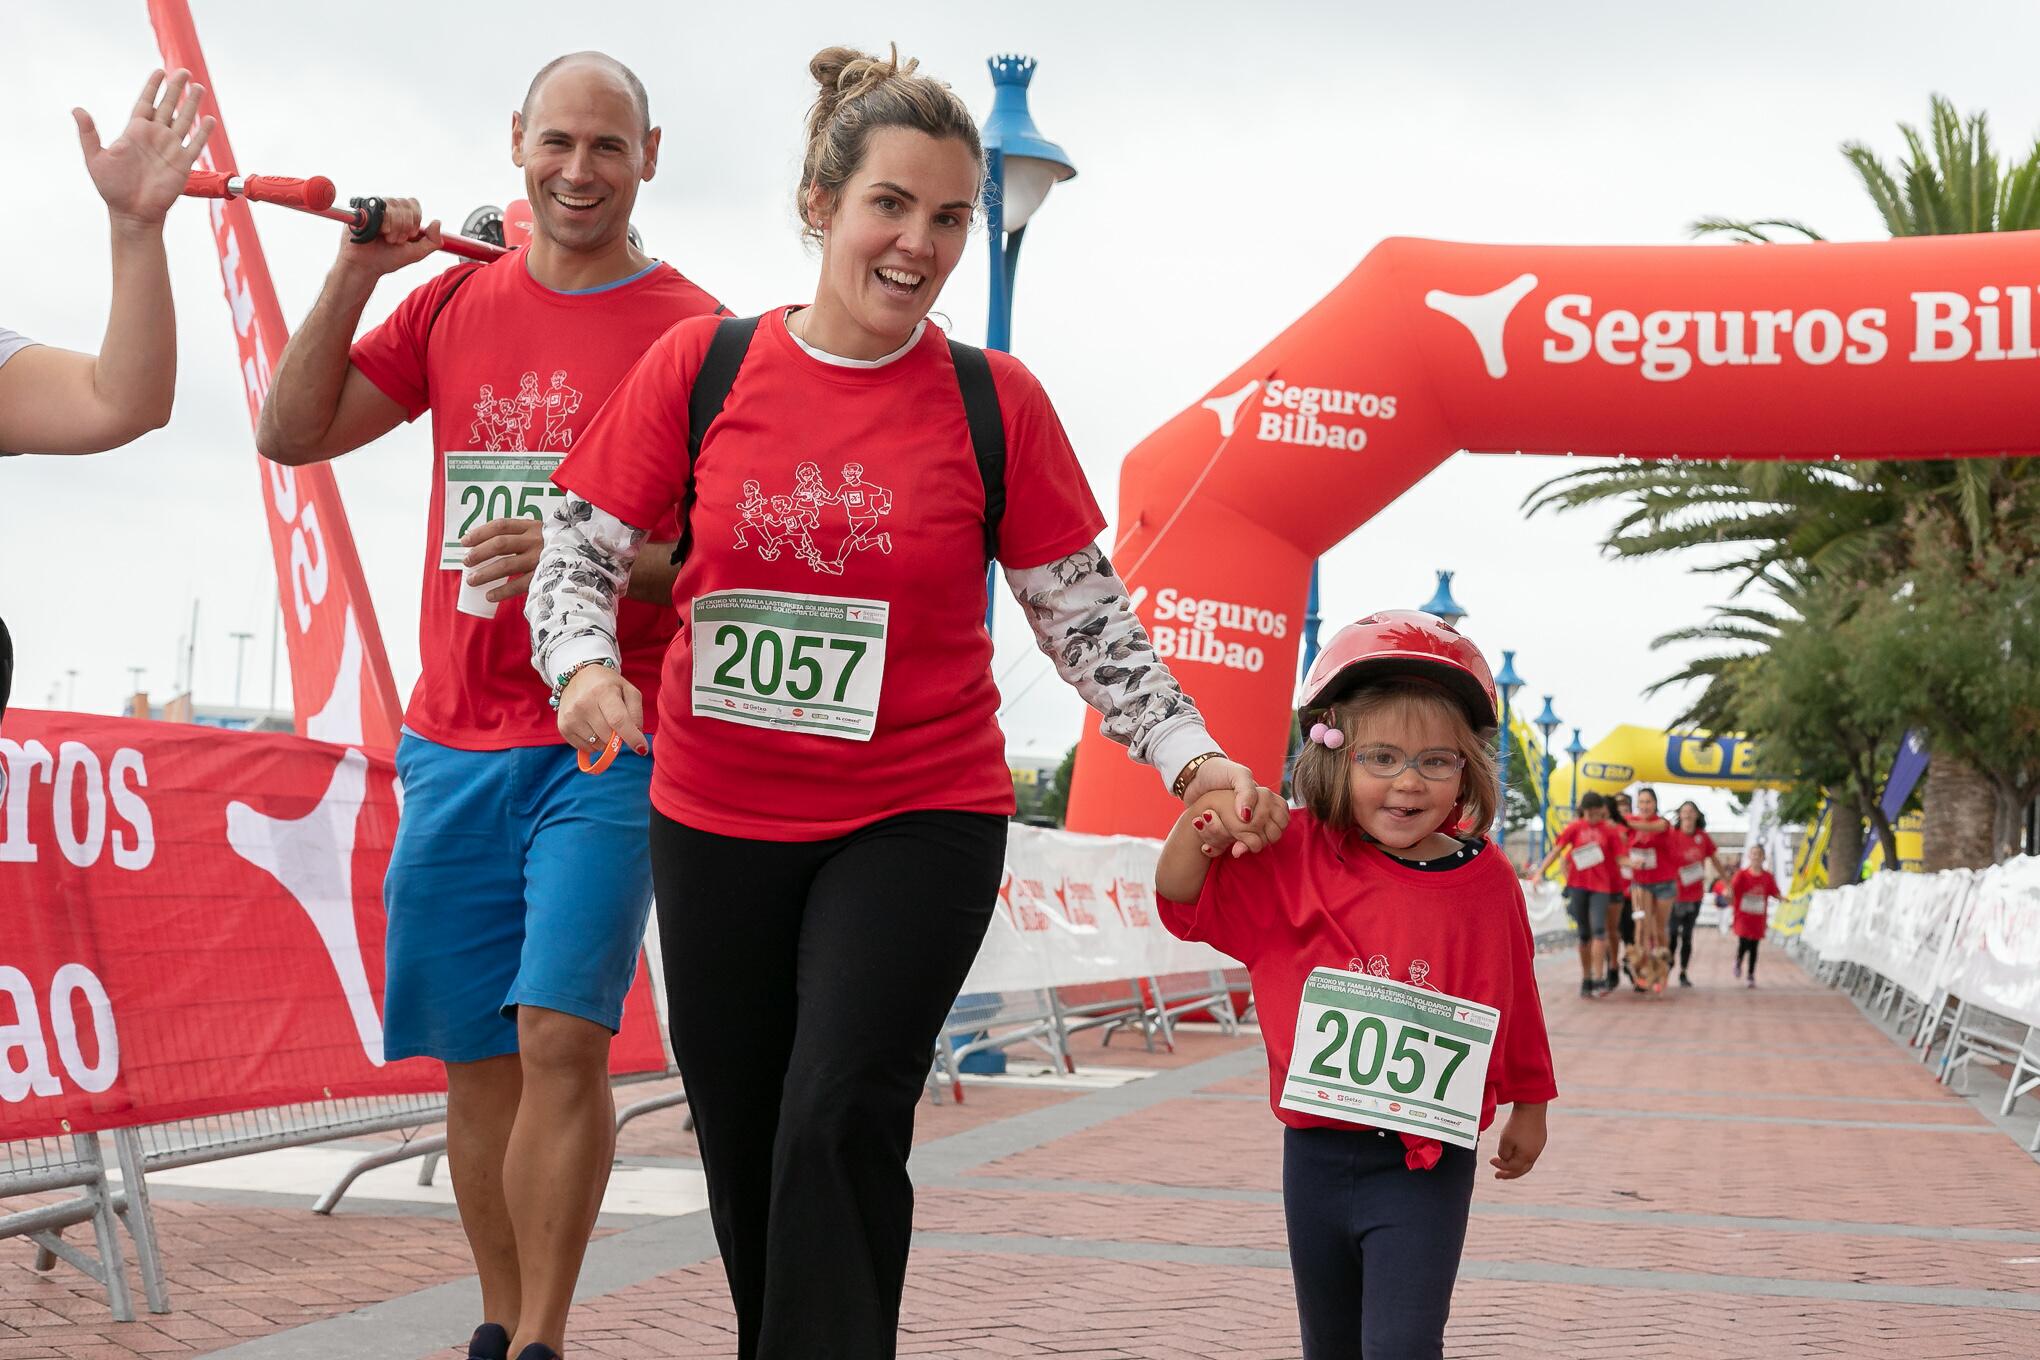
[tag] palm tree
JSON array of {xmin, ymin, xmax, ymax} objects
[{"xmin": 1526, "ymin": 97, "xmax": 2040, "ymax": 868}]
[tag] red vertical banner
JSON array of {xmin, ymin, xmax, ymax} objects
[{"xmin": 149, "ymin": 0, "xmax": 404, "ymax": 751}]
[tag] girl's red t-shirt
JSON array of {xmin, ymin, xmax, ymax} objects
[
  {"xmin": 1729, "ymin": 867, "xmax": 1781, "ymax": 939},
  {"xmin": 1158, "ymin": 811, "xmax": 1558, "ymax": 1137},
  {"xmin": 553, "ymin": 308, "xmax": 1105, "ymax": 839},
  {"xmin": 1669, "ymin": 828, "xmax": 1719, "ymax": 903}
]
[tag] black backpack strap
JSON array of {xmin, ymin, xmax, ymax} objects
[
  {"xmin": 947, "ymin": 339, "xmax": 1006, "ymax": 563},
  {"xmin": 671, "ymin": 314, "xmax": 761, "ymax": 566}
]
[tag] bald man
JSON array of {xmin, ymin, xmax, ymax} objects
[{"xmin": 257, "ymin": 54, "xmax": 723, "ymax": 1360}]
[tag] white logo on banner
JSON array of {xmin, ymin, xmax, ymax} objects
[
  {"xmin": 1201, "ymin": 380, "xmax": 1260, "ymax": 436},
  {"xmin": 226, "ymin": 749, "xmax": 385, "ymax": 1065},
  {"xmin": 304, "ymin": 608, "xmax": 366, "ymax": 748},
  {"xmin": 1426, "ymin": 272, "xmax": 1539, "ymax": 378}
]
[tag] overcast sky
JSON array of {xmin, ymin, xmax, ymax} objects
[{"xmin": 8, "ymin": 0, "xmax": 2040, "ymax": 831}]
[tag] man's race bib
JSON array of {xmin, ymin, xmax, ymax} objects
[
  {"xmin": 1632, "ymin": 846, "xmax": 1658, "ymax": 870},
  {"xmin": 1678, "ymin": 862, "xmax": 1705, "ymax": 886},
  {"xmin": 691, "ymin": 589, "xmax": 887, "ymax": 741},
  {"xmin": 1281, "ymin": 968, "xmax": 1496, "ymax": 1150},
  {"xmin": 1739, "ymin": 892, "xmax": 1769, "ymax": 915},
  {"xmin": 1570, "ymin": 841, "xmax": 1605, "ymax": 871},
  {"xmin": 441, "ymin": 453, "xmax": 564, "ymax": 569}
]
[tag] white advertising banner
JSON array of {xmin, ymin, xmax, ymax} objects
[
  {"xmin": 963, "ymin": 827, "xmax": 1575, "ymax": 995},
  {"xmin": 1937, "ymin": 856, "xmax": 2040, "ymax": 1029},
  {"xmin": 961, "ymin": 824, "xmax": 1239, "ymax": 993},
  {"xmin": 1798, "ymin": 856, "xmax": 2040, "ymax": 1029}
]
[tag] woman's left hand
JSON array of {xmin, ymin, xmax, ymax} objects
[{"xmin": 1179, "ymin": 755, "xmax": 1260, "ymax": 822}]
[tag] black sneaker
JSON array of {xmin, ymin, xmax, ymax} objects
[
  {"xmin": 1679, "ymin": 973, "xmax": 1693, "ymax": 987},
  {"xmin": 1580, "ymin": 978, "xmax": 1598, "ymax": 999},
  {"xmin": 467, "ymin": 1325, "xmax": 511, "ymax": 1360}
]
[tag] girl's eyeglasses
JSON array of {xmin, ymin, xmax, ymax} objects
[{"xmin": 1352, "ymin": 744, "xmax": 1466, "ymax": 782}]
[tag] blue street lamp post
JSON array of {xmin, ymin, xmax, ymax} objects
[
  {"xmin": 1566, "ymin": 727, "xmax": 1588, "ymax": 820},
  {"xmin": 1420, "ymin": 570, "xmax": 1466, "ymax": 628},
  {"xmin": 1493, "ymin": 650, "xmax": 1522, "ymax": 842},
  {"xmin": 1533, "ymin": 695, "xmax": 1561, "ymax": 862},
  {"xmin": 981, "ymin": 56, "xmax": 1076, "ymax": 626}
]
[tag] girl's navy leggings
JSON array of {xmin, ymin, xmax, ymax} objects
[{"xmin": 1283, "ymin": 1125, "xmax": 1478, "ymax": 1359}]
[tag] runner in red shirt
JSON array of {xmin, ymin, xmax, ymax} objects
[
  {"xmin": 1607, "ymin": 794, "xmax": 1637, "ymax": 990},
  {"xmin": 1729, "ymin": 846, "xmax": 1783, "ymax": 986},
  {"xmin": 256, "ymin": 54, "xmax": 719, "ymax": 1360},
  {"xmin": 1666, "ymin": 800, "xmax": 1729, "ymax": 986},
  {"xmin": 1627, "ymin": 786, "xmax": 1678, "ymax": 982},
  {"xmin": 1157, "ymin": 611, "xmax": 1555, "ymax": 1358},
  {"xmin": 1538, "ymin": 791, "xmax": 1622, "ymax": 998},
  {"xmin": 527, "ymin": 47, "xmax": 1274, "ymax": 1360}
]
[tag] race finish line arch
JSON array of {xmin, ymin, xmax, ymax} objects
[{"xmin": 1067, "ymin": 233, "xmax": 2040, "ymax": 838}]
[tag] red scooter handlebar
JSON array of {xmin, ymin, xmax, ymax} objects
[{"xmin": 182, "ymin": 171, "xmax": 506, "ymax": 262}]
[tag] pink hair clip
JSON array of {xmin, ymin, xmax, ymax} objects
[{"xmin": 1309, "ymin": 722, "xmax": 1344, "ymax": 750}]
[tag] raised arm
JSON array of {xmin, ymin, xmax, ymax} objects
[
  {"xmin": 0, "ymin": 70, "xmax": 213, "ymax": 454},
  {"xmin": 255, "ymin": 199, "xmax": 442, "ymax": 465}
]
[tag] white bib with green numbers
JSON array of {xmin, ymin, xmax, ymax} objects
[
  {"xmin": 1678, "ymin": 861, "xmax": 1705, "ymax": 886},
  {"xmin": 691, "ymin": 588, "xmax": 887, "ymax": 741},
  {"xmin": 1281, "ymin": 967, "xmax": 1497, "ymax": 1150},
  {"xmin": 441, "ymin": 452, "xmax": 564, "ymax": 570}
]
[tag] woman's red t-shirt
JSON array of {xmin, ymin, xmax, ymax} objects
[{"xmin": 554, "ymin": 308, "xmax": 1105, "ymax": 839}]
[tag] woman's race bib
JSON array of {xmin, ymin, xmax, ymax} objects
[
  {"xmin": 1739, "ymin": 892, "xmax": 1768, "ymax": 915},
  {"xmin": 691, "ymin": 588, "xmax": 888, "ymax": 741},
  {"xmin": 1570, "ymin": 841, "xmax": 1605, "ymax": 871},
  {"xmin": 1678, "ymin": 862, "xmax": 1705, "ymax": 886},
  {"xmin": 1632, "ymin": 846, "xmax": 1658, "ymax": 870},
  {"xmin": 1280, "ymin": 967, "xmax": 1497, "ymax": 1151}
]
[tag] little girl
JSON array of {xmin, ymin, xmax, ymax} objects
[
  {"xmin": 1729, "ymin": 844, "xmax": 1781, "ymax": 987},
  {"xmin": 1156, "ymin": 610, "xmax": 1556, "ymax": 1360}
]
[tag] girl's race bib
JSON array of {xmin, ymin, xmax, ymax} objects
[
  {"xmin": 1570, "ymin": 841, "xmax": 1605, "ymax": 871},
  {"xmin": 1678, "ymin": 862, "xmax": 1704, "ymax": 887},
  {"xmin": 1739, "ymin": 892, "xmax": 1768, "ymax": 915}
]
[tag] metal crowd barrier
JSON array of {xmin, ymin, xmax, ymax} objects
[
  {"xmin": 4, "ymin": 1072, "xmax": 687, "ymax": 1319},
  {"xmin": 926, "ymin": 970, "xmax": 1248, "ymax": 1104}
]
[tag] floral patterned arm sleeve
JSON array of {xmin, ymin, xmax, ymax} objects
[
  {"xmin": 527, "ymin": 494, "xmax": 648, "ymax": 686},
  {"xmin": 1003, "ymin": 544, "xmax": 1221, "ymax": 793}
]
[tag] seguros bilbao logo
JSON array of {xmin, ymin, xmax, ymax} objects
[
  {"xmin": 1202, "ymin": 378, "xmax": 1396, "ymax": 451},
  {"xmin": 1146, "ymin": 586, "xmax": 1288, "ymax": 674},
  {"xmin": 1428, "ymin": 269, "xmax": 2040, "ymax": 384}
]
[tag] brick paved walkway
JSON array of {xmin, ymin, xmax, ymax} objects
[{"xmin": 6, "ymin": 927, "xmax": 2039, "ymax": 1358}]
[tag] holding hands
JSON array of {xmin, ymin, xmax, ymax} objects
[{"xmin": 1187, "ymin": 787, "xmax": 1290, "ymax": 859}]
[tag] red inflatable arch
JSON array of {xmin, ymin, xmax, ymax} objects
[{"xmin": 1066, "ymin": 232, "xmax": 2040, "ymax": 838}]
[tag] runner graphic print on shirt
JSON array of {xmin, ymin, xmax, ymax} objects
[
  {"xmin": 1352, "ymin": 954, "xmax": 1443, "ymax": 991},
  {"xmin": 731, "ymin": 461, "xmax": 898, "ymax": 577},
  {"xmin": 459, "ymin": 370, "xmax": 585, "ymax": 452}
]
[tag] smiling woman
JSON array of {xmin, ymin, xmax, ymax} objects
[{"xmin": 523, "ymin": 41, "xmax": 1280, "ymax": 1360}]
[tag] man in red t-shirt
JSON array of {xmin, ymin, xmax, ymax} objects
[{"xmin": 255, "ymin": 54, "xmax": 720, "ymax": 1360}]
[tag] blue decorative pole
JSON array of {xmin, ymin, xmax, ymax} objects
[
  {"xmin": 1566, "ymin": 727, "xmax": 1588, "ymax": 820},
  {"xmin": 981, "ymin": 56, "xmax": 1076, "ymax": 629},
  {"xmin": 1420, "ymin": 570, "xmax": 1466, "ymax": 627},
  {"xmin": 1302, "ymin": 562, "xmax": 1324, "ymax": 677},
  {"xmin": 1494, "ymin": 650, "xmax": 1522, "ymax": 841},
  {"xmin": 1533, "ymin": 695, "xmax": 1561, "ymax": 863}
]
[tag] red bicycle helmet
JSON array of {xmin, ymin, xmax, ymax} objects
[{"xmin": 1296, "ymin": 609, "xmax": 1498, "ymax": 730}]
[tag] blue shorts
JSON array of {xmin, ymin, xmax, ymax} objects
[
  {"xmin": 382, "ymin": 730, "xmax": 654, "ymax": 1063},
  {"xmin": 1640, "ymin": 879, "xmax": 1677, "ymax": 902}
]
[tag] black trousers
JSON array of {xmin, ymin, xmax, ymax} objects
[
  {"xmin": 1669, "ymin": 904, "xmax": 1700, "ymax": 970},
  {"xmin": 650, "ymin": 808, "xmax": 1007, "ymax": 1360},
  {"xmin": 1283, "ymin": 1125, "xmax": 1477, "ymax": 1359},
  {"xmin": 1737, "ymin": 936, "xmax": 1761, "ymax": 974}
]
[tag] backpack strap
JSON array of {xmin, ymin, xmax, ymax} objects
[
  {"xmin": 671, "ymin": 314, "xmax": 761, "ymax": 566},
  {"xmin": 423, "ymin": 262, "xmax": 484, "ymax": 357},
  {"xmin": 947, "ymin": 339, "xmax": 1006, "ymax": 563}
]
